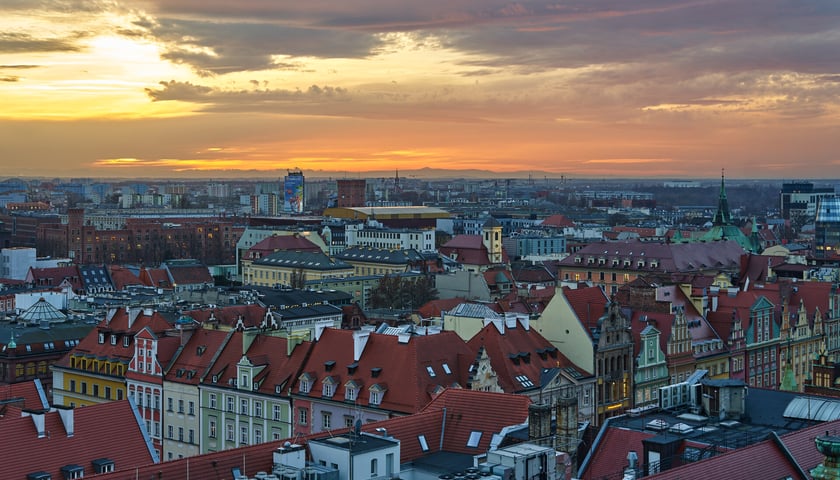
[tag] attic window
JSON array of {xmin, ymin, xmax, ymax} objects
[
  {"xmin": 26, "ymin": 471, "xmax": 51, "ymax": 480},
  {"xmin": 467, "ymin": 431, "xmax": 482, "ymax": 448},
  {"xmin": 418, "ymin": 435, "xmax": 429, "ymax": 452},
  {"xmin": 123, "ymin": 336, "xmax": 130, "ymax": 347},
  {"xmin": 324, "ymin": 360, "xmax": 335, "ymax": 372},
  {"xmin": 508, "ymin": 354, "xmax": 520, "ymax": 365},
  {"xmin": 92, "ymin": 458, "xmax": 115, "ymax": 474},
  {"xmin": 98, "ymin": 333, "xmax": 105, "ymax": 344},
  {"xmin": 371, "ymin": 367, "xmax": 382, "ymax": 378},
  {"xmin": 60, "ymin": 464, "xmax": 84, "ymax": 479},
  {"xmin": 110, "ymin": 335, "xmax": 117, "ymax": 346}
]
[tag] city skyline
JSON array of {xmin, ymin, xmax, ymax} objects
[{"xmin": 1, "ymin": 1, "xmax": 839, "ymax": 179}]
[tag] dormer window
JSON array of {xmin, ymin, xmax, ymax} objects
[
  {"xmin": 322, "ymin": 377, "xmax": 336, "ymax": 398},
  {"xmin": 123, "ymin": 336, "xmax": 130, "ymax": 347},
  {"xmin": 369, "ymin": 384, "xmax": 387, "ymax": 405},
  {"xmin": 345, "ymin": 380, "xmax": 360, "ymax": 401},
  {"xmin": 98, "ymin": 333, "xmax": 105, "ymax": 344},
  {"xmin": 110, "ymin": 335, "xmax": 117, "ymax": 346}
]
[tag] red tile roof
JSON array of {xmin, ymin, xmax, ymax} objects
[
  {"xmin": 94, "ymin": 389, "xmax": 530, "ymax": 480},
  {"xmin": 165, "ymin": 328, "xmax": 233, "ymax": 385},
  {"xmin": 27, "ymin": 265, "xmax": 83, "ymax": 292},
  {"xmin": 440, "ymin": 235, "xmax": 510, "ymax": 266},
  {"xmin": 208, "ymin": 332, "xmax": 314, "ymax": 396},
  {"xmin": 561, "ymin": 286, "xmax": 609, "ymax": 336},
  {"xmin": 184, "ymin": 304, "xmax": 268, "ymax": 329},
  {"xmin": 107, "ymin": 265, "xmax": 143, "ymax": 291},
  {"xmin": 541, "ymin": 214, "xmax": 575, "ymax": 228},
  {"xmin": 3, "ymin": 401, "xmax": 156, "ymax": 480},
  {"xmin": 0, "ymin": 379, "xmax": 49, "ymax": 412},
  {"xmin": 246, "ymin": 234, "xmax": 322, "ymax": 260},
  {"xmin": 581, "ymin": 427, "xmax": 654, "ymax": 480},
  {"xmin": 166, "ymin": 264, "xmax": 214, "ymax": 286},
  {"xmin": 467, "ymin": 319, "xmax": 580, "ymax": 393},
  {"xmin": 416, "ymin": 297, "xmax": 469, "ymax": 319},
  {"xmin": 140, "ymin": 268, "xmax": 171, "ymax": 289},
  {"xmin": 294, "ymin": 329, "xmax": 475, "ymax": 414}
]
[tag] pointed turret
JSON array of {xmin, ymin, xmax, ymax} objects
[{"xmin": 712, "ymin": 169, "xmax": 732, "ymax": 226}]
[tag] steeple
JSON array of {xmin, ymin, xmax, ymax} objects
[{"xmin": 712, "ymin": 169, "xmax": 731, "ymax": 226}]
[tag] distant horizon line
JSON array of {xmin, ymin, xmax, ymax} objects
[{"xmin": 1, "ymin": 168, "xmax": 836, "ymax": 183}]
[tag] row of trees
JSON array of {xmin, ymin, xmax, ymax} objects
[{"xmin": 369, "ymin": 274, "xmax": 438, "ymax": 310}]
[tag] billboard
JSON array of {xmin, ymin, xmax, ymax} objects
[{"xmin": 284, "ymin": 172, "xmax": 305, "ymax": 214}]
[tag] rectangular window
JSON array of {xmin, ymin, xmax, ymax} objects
[
  {"xmin": 189, "ymin": 401, "xmax": 195, "ymax": 416},
  {"xmin": 274, "ymin": 404, "xmax": 282, "ymax": 421},
  {"xmin": 322, "ymin": 412, "xmax": 331, "ymax": 429},
  {"xmin": 240, "ymin": 399, "xmax": 248, "ymax": 415},
  {"xmin": 209, "ymin": 417, "xmax": 217, "ymax": 438},
  {"xmin": 254, "ymin": 401, "xmax": 262, "ymax": 418},
  {"xmin": 226, "ymin": 422, "xmax": 234, "ymax": 441},
  {"xmin": 240, "ymin": 426, "xmax": 248, "ymax": 444},
  {"xmin": 178, "ymin": 399, "xmax": 184, "ymax": 413},
  {"xmin": 178, "ymin": 427, "xmax": 184, "ymax": 442},
  {"xmin": 167, "ymin": 425, "xmax": 174, "ymax": 439},
  {"xmin": 189, "ymin": 429, "xmax": 195, "ymax": 444},
  {"xmin": 209, "ymin": 393, "xmax": 217, "ymax": 409},
  {"xmin": 299, "ymin": 407, "xmax": 307, "ymax": 425},
  {"xmin": 167, "ymin": 398, "xmax": 174, "ymax": 412},
  {"xmin": 227, "ymin": 397, "xmax": 234, "ymax": 412}
]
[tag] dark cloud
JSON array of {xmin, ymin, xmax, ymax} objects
[
  {"xmin": 140, "ymin": 17, "xmax": 381, "ymax": 75},
  {"xmin": 0, "ymin": 32, "xmax": 82, "ymax": 53},
  {"xmin": 145, "ymin": 80, "xmax": 349, "ymax": 105},
  {"xmin": 0, "ymin": 76, "xmax": 19, "ymax": 82}
]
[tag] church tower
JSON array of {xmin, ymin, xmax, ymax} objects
[{"xmin": 482, "ymin": 217, "xmax": 503, "ymax": 265}]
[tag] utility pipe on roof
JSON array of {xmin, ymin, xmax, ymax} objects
[{"xmin": 440, "ymin": 407, "xmax": 447, "ymax": 451}]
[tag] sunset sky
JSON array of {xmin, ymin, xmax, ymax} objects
[{"xmin": 1, "ymin": 1, "xmax": 839, "ymax": 179}]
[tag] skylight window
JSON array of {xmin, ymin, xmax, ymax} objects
[
  {"xmin": 515, "ymin": 375, "xmax": 535, "ymax": 388},
  {"xmin": 426, "ymin": 366, "xmax": 436, "ymax": 377},
  {"xmin": 442, "ymin": 363, "xmax": 452, "ymax": 375},
  {"xmin": 467, "ymin": 431, "xmax": 482, "ymax": 448},
  {"xmin": 418, "ymin": 435, "xmax": 429, "ymax": 452}
]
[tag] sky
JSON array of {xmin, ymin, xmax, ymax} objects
[{"xmin": 1, "ymin": 1, "xmax": 839, "ymax": 179}]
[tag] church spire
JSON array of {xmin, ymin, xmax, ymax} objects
[{"xmin": 712, "ymin": 169, "xmax": 731, "ymax": 226}]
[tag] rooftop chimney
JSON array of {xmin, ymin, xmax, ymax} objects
[
  {"xmin": 55, "ymin": 405, "xmax": 75, "ymax": 437},
  {"xmin": 24, "ymin": 409, "xmax": 47, "ymax": 438},
  {"xmin": 353, "ymin": 330, "xmax": 370, "ymax": 361}
]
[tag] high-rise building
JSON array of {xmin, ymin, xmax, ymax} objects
[
  {"xmin": 336, "ymin": 179, "xmax": 366, "ymax": 207},
  {"xmin": 814, "ymin": 195, "xmax": 840, "ymax": 260},
  {"xmin": 284, "ymin": 170, "xmax": 305, "ymax": 214},
  {"xmin": 781, "ymin": 181, "xmax": 835, "ymax": 220}
]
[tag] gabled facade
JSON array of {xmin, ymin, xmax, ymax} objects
[
  {"xmin": 126, "ymin": 322, "xmax": 185, "ymax": 458},
  {"xmin": 465, "ymin": 314, "xmax": 596, "ymax": 425},
  {"xmin": 634, "ymin": 324, "xmax": 668, "ymax": 407},
  {"xmin": 162, "ymin": 327, "xmax": 233, "ymax": 461},
  {"xmin": 52, "ymin": 306, "xmax": 173, "ymax": 409},
  {"xmin": 594, "ymin": 300, "xmax": 634, "ymax": 425},
  {"xmin": 201, "ymin": 329, "xmax": 312, "ymax": 453}
]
